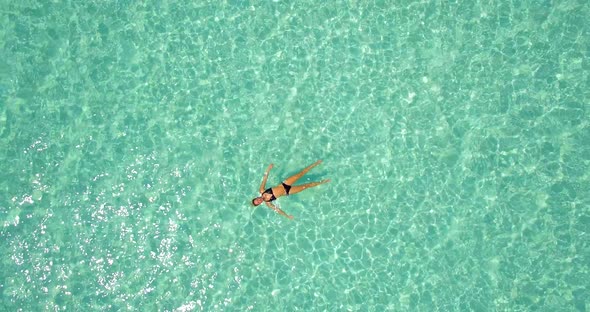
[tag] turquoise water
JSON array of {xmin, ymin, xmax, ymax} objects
[{"xmin": 1, "ymin": 0, "xmax": 589, "ymax": 311}]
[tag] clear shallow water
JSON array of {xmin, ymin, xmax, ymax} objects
[{"xmin": 1, "ymin": 1, "xmax": 589, "ymax": 311}]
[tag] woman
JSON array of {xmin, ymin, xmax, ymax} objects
[{"xmin": 252, "ymin": 160, "xmax": 330, "ymax": 219}]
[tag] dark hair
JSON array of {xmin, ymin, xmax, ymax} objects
[{"xmin": 252, "ymin": 198, "xmax": 259, "ymax": 206}]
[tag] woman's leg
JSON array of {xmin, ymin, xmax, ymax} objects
[
  {"xmin": 287, "ymin": 179, "xmax": 330, "ymax": 195},
  {"xmin": 283, "ymin": 160, "xmax": 323, "ymax": 186}
]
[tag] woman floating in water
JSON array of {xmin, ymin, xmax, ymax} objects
[{"xmin": 252, "ymin": 160, "xmax": 330, "ymax": 220}]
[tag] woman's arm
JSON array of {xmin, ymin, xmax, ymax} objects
[
  {"xmin": 259, "ymin": 164, "xmax": 274, "ymax": 193},
  {"xmin": 265, "ymin": 202, "xmax": 293, "ymax": 220}
]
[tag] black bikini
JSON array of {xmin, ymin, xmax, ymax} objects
[
  {"xmin": 263, "ymin": 188, "xmax": 276, "ymax": 202},
  {"xmin": 282, "ymin": 182, "xmax": 292, "ymax": 195},
  {"xmin": 263, "ymin": 182, "xmax": 292, "ymax": 202}
]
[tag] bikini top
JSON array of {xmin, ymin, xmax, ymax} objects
[{"xmin": 263, "ymin": 188, "xmax": 276, "ymax": 202}]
